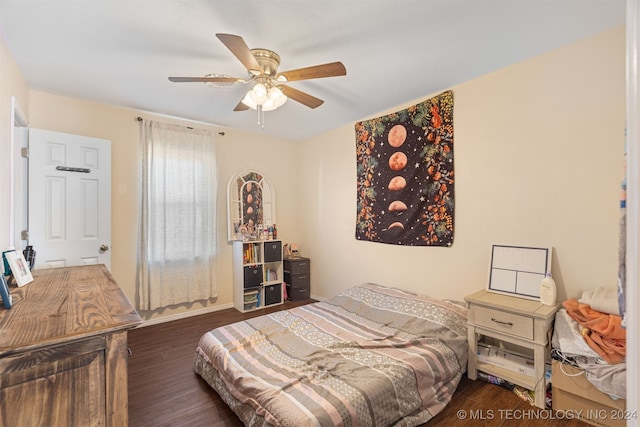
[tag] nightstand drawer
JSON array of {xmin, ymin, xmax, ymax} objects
[{"xmin": 473, "ymin": 306, "xmax": 534, "ymax": 340}]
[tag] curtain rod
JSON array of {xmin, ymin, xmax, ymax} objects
[{"xmin": 136, "ymin": 116, "xmax": 225, "ymax": 136}]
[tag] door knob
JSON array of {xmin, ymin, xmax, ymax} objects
[{"xmin": 100, "ymin": 244, "xmax": 110, "ymax": 252}]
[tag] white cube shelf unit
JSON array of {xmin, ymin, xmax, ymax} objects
[{"xmin": 233, "ymin": 240, "xmax": 284, "ymax": 312}]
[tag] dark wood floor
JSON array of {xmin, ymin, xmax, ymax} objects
[{"xmin": 127, "ymin": 301, "xmax": 590, "ymax": 427}]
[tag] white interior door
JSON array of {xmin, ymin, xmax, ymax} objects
[
  {"xmin": 11, "ymin": 96, "xmax": 28, "ymax": 251},
  {"xmin": 28, "ymin": 128, "xmax": 111, "ymax": 270}
]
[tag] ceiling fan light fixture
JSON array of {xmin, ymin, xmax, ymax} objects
[
  {"xmin": 170, "ymin": 33, "xmax": 346, "ymax": 120},
  {"xmin": 265, "ymin": 86, "xmax": 287, "ymax": 110},
  {"xmin": 241, "ymin": 83, "xmax": 287, "ymax": 111},
  {"xmin": 241, "ymin": 91, "xmax": 258, "ymax": 109},
  {"xmin": 251, "ymin": 83, "xmax": 268, "ymax": 103}
]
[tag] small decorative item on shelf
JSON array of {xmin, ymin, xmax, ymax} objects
[
  {"xmin": 283, "ymin": 242, "xmax": 301, "ymax": 259},
  {"xmin": 240, "ymin": 220, "xmax": 257, "ymax": 241},
  {"xmin": 539, "ymin": 272, "xmax": 557, "ymax": 306},
  {"xmin": 23, "ymin": 245, "xmax": 36, "ymax": 270},
  {"xmin": 4, "ymin": 250, "xmax": 34, "ymax": 287}
]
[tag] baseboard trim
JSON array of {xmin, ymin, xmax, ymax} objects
[
  {"xmin": 136, "ymin": 303, "xmax": 235, "ymax": 328},
  {"xmin": 136, "ymin": 294, "xmax": 324, "ymax": 329}
]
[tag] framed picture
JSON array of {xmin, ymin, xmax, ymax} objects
[
  {"xmin": 486, "ymin": 244, "xmax": 552, "ymax": 300},
  {"xmin": 5, "ymin": 250, "xmax": 34, "ymax": 287},
  {"xmin": 0, "ymin": 273, "xmax": 11, "ymax": 309}
]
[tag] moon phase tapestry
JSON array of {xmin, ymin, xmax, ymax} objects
[{"xmin": 355, "ymin": 90, "xmax": 454, "ymax": 246}]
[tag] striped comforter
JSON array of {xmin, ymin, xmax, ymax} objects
[{"xmin": 194, "ymin": 283, "xmax": 468, "ymax": 426}]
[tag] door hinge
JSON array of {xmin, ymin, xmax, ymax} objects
[
  {"xmin": 21, "ymin": 230, "xmax": 29, "ymax": 240},
  {"xmin": 21, "ymin": 147, "xmax": 28, "ymax": 158}
]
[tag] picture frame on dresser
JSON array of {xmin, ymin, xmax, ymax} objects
[
  {"xmin": 4, "ymin": 250, "xmax": 34, "ymax": 287},
  {"xmin": 0, "ymin": 273, "xmax": 12, "ymax": 308}
]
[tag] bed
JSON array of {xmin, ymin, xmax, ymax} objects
[{"xmin": 194, "ymin": 283, "xmax": 468, "ymax": 426}]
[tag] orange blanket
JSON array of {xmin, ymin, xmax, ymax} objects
[{"xmin": 562, "ymin": 299, "xmax": 626, "ymax": 364}]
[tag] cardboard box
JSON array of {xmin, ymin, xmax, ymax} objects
[{"xmin": 552, "ymin": 360, "xmax": 626, "ymax": 427}]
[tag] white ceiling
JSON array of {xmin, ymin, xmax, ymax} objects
[{"xmin": 0, "ymin": 0, "xmax": 625, "ymax": 141}]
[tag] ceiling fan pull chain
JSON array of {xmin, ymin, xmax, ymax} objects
[{"xmin": 257, "ymin": 104, "xmax": 265, "ymax": 129}]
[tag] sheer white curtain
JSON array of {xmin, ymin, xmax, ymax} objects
[{"xmin": 137, "ymin": 119, "xmax": 218, "ymax": 311}]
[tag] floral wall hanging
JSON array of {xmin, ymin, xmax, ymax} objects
[{"xmin": 355, "ymin": 90, "xmax": 454, "ymax": 246}]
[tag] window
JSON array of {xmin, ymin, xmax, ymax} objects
[{"xmin": 137, "ymin": 120, "xmax": 217, "ymax": 311}]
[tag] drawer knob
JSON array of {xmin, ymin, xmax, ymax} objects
[{"xmin": 491, "ymin": 318, "xmax": 513, "ymax": 327}]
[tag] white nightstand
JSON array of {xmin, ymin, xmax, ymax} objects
[{"xmin": 465, "ymin": 290, "xmax": 560, "ymax": 409}]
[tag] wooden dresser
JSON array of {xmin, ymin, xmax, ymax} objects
[{"xmin": 0, "ymin": 265, "xmax": 141, "ymax": 427}]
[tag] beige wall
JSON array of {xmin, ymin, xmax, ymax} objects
[
  {"xmin": 298, "ymin": 26, "xmax": 625, "ymax": 303},
  {"xmin": 0, "ymin": 26, "xmax": 625, "ymax": 319},
  {"xmin": 26, "ymin": 93, "xmax": 301, "ymax": 320}
]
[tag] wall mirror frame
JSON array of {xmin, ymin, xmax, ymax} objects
[{"xmin": 227, "ymin": 170, "xmax": 276, "ymax": 241}]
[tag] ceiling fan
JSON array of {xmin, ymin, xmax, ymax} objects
[{"xmin": 169, "ymin": 33, "xmax": 347, "ymax": 114}]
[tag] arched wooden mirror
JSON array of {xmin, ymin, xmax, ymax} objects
[{"xmin": 227, "ymin": 170, "xmax": 276, "ymax": 241}]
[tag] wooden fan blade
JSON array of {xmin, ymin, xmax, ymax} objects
[
  {"xmin": 280, "ymin": 85, "xmax": 324, "ymax": 109},
  {"xmin": 216, "ymin": 33, "xmax": 263, "ymax": 75},
  {"xmin": 168, "ymin": 76, "xmax": 240, "ymax": 83},
  {"xmin": 277, "ymin": 62, "xmax": 346, "ymax": 82},
  {"xmin": 234, "ymin": 99, "xmax": 250, "ymax": 111}
]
